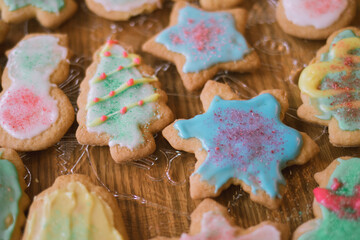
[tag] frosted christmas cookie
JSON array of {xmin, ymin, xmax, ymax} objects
[
  {"xmin": 0, "ymin": 34, "xmax": 74, "ymax": 151},
  {"xmin": 0, "ymin": 0, "xmax": 77, "ymax": 29},
  {"xmin": 76, "ymin": 40, "xmax": 173, "ymax": 163},
  {"xmin": 298, "ymin": 27, "xmax": 360, "ymax": 147},
  {"xmin": 85, "ymin": 0, "xmax": 163, "ymax": 21},
  {"xmin": 143, "ymin": 1, "xmax": 260, "ymax": 91},
  {"xmin": 163, "ymin": 80, "xmax": 319, "ymax": 209},
  {"xmin": 293, "ymin": 157, "xmax": 360, "ymax": 240},
  {"xmin": 0, "ymin": 148, "xmax": 29, "ymax": 240},
  {"xmin": 276, "ymin": 0, "xmax": 356, "ymax": 39},
  {"xmin": 23, "ymin": 174, "xmax": 128, "ymax": 240},
  {"xmin": 152, "ymin": 199, "xmax": 289, "ymax": 240}
]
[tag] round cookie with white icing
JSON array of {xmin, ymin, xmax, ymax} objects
[
  {"xmin": 85, "ymin": 0, "xmax": 163, "ymax": 21},
  {"xmin": 0, "ymin": 0, "xmax": 77, "ymax": 29},
  {"xmin": 152, "ymin": 199, "xmax": 289, "ymax": 240},
  {"xmin": 23, "ymin": 174, "xmax": 128, "ymax": 240},
  {"xmin": 0, "ymin": 34, "xmax": 75, "ymax": 151},
  {"xmin": 276, "ymin": 0, "xmax": 356, "ymax": 40},
  {"xmin": 76, "ymin": 40, "xmax": 173, "ymax": 163},
  {"xmin": 0, "ymin": 148, "xmax": 29, "ymax": 240}
]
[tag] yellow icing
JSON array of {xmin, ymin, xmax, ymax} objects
[
  {"xmin": 24, "ymin": 182, "xmax": 122, "ymax": 240},
  {"xmin": 299, "ymin": 37, "xmax": 360, "ymax": 98}
]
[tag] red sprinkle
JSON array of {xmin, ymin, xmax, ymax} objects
[
  {"xmin": 117, "ymin": 66, "xmax": 124, "ymax": 71},
  {"xmin": 107, "ymin": 39, "xmax": 118, "ymax": 45},
  {"xmin": 133, "ymin": 57, "xmax": 141, "ymax": 64},
  {"xmin": 127, "ymin": 78, "xmax": 134, "ymax": 86},
  {"xmin": 93, "ymin": 97, "xmax": 100, "ymax": 103},
  {"xmin": 138, "ymin": 100, "xmax": 144, "ymax": 106},
  {"xmin": 123, "ymin": 51, "xmax": 128, "ymax": 57},
  {"xmin": 344, "ymin": 57, "xmax": 354, "ymax": 67},
  {"xmin": 100, "ymin": 115, "xmax": 108, "ymax": 121},
  {"xmin": 109, "ymin": 91, "xmax": 115, "ymax": 97},
  {"xmin": 120, "ymin": 107, "xmax": 127, "ymax": 114},
  {"xmin": 104, "ymin": 51, "xmax": 111, "ymax": 57},
  {"xmin": 99, "ymin": 73, "xmax": 107, "ymax": 80}
]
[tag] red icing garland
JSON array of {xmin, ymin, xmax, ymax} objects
[{"xmin": 314, "ymin": 178, "xmax": 360, "ymax": 219}]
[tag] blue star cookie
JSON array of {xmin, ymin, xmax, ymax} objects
[
  {"xmin": 142, "ymin": 2, "xmax": 260, "ymax": 91},
  {"xmin": 163, "ymin": 80, "xmax": 319, "ymax": 209}
]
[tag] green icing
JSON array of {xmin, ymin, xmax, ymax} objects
[
  {"xmin": 312, "ymin": 30, "xmax": 360, "ymax": 131},
  {"xmin": 299, "ymin": 158, "xmax": 360, "ymax": 240},
  {"xmin": 86, "ymin": 44, "xmax": 157, "ymax": 149},
  {"xmin": 4, "ymin": 0, "xmax": 65, "ymax": 13},
  {"xmin": 0, "ymin": 159, "xmax": 22, "ymax": 240}
]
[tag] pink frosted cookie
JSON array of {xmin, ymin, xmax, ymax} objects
[
  {"xmin": 152, "ymin": 199, "xmax": 289, "ymax": 240},
  {"xmin": 0, "ymin": 34, "xmax": 74, "ymax": 151},
  {"xmin": 276, "ymin": 0, "xmax": 356, "ymax": 40}
]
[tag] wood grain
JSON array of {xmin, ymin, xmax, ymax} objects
[{"xmin": 0, "ymin": 0, "xmax": 359, "ymax": 239}]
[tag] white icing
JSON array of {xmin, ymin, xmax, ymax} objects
[
  {"xmin": 93, "ymin": 0, "xmax": 161, "ymax": 12},
  {"xmin": 180, "ymin": 211, "xmax": 281, "ymax": 240},
  {"xmin": 0, "ymin": 36, "xmax": 67, "ymax": 139},
  {"xmin": 283, "ymin": 0, "xmax": 348, "ymax": 29}
]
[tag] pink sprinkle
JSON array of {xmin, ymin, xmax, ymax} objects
[
  {"xmin": 99, "ymin": 73, "xmax": 107, "ymax": 80},
  {"xmin": 120, "ymin": 107, "xmax": 127, "ymax": 114},
  {"xmin": 109, "ymin": 91, "xmax": 115, "ymax": 97},
  {"xmin": 100, "ymin": 115, "xmax": 108, "ymax": 121},
  {"xmin": 331, "ymin": 178, "xmax": 342, "ymax": 191},
  {"xmin": 138, "ymin": 100, "xmax": 144, "ymax": 106},
  {"xmin": 127, "ymin": 78, "xmax": 134, "ymax": 86},
  {"xmin": 93, "ymin": 97, "xmax": 100, "ymax": 103},
  {"xmin": 104, "ymin": 51, "xmax": 111, "ymax": 57},
  {"xmin": 123, "ymin": 51, "xmax": 128, "ymax": 58},
  {"xmin": 215, "ymin": 147, "xmax": 220, "ymax": 151},
  {"xmin": 107, "ymin": 39, "xmax": 118, "ymax": 45},
  {"xmin": 356, "ymin": 199, "xmax": 360, "ymax": 210},
  {"xmin": 133, "ymin": 57, "xmax": 141, "ymax": 64},
  {"xmin": 117, "ymin": 66, "xmax": 124, "ymax": 71}
]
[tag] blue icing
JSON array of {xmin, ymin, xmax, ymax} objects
[
  {"xmin": 155, "ymin": 5, "xmax": 250, "ymax": 73},
  {"xmin": 174, "ymin": 94, "xmax": 303, "ymax": 198}
]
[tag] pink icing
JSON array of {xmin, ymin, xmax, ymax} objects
[
  {"xmin": 283, "ymin": 0, "xmax": 348, "ymax": 29},
  {"xmin": 314, "ymin": 181, "xmax": 360, "ymax": 219},
  {"xmin": 179, "ymin": 211, "xmax": 281, "ymax": 240},
  {"xmin": 0, "ymin": 87, "xmax": 58, "ymax": 139}
]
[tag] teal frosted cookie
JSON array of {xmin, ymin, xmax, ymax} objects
[
  {"xmin": 0, "ymin": 148, "xmax": 29, "ymax": 240},
  {"xmin": 294, "ymin": 157, "xmax": 360, "ymax": 240},
  {"xmin": 163, "ymin": 80, "xmax": 319, "ymax": 209},
  {"xmin": 0, "ymin": 0, "xmax": 77, "ymax": 28},
  {"xmin": 76, "ymin": 40, "xmax": 174, "ymax": 163},
  {"xmin": 143, "ymin": 2, "xmax": 260, "ymax": 91}
]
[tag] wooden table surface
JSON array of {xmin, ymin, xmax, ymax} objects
[{"xmin": 1, "ymin": 0, "xmax": 360, "ymax": 239}]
